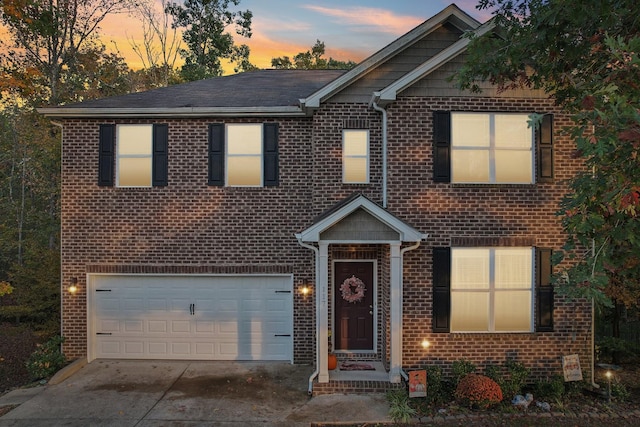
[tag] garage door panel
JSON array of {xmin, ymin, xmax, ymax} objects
[{"xmin": 90, "ymin": 275, "xmax": 292, "ymax": 361}]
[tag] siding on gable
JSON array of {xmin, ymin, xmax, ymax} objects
[
  {"xmin": 320, "ymin": 209, "xmax": 400, "ymax": 241},
  {"xmin": 330, "ymin": 23, "xmax": 464, "ymax": 104}
]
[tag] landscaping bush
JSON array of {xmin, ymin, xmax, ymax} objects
[
  {"xmin": 452, "ymin": 359, "xmax": 477, "ymax": 385},
  {"xmin": 387, "ymin": 389, "xmax": 416, "ymax": 423},
  {"xmin": 455, "ymin": 374, "xmax": 503, "ymax": 409},
  {"xmin": 25, "ymin": 335, "xmax": 66, "ymax": 380}
]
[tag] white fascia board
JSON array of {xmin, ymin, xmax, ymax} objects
[
  {"xmin": 297, "ymin": 195, "xmax": 425, "ymax": 243},
  {"xmin": 301, "ymin": 5, "xmax": 481, "ymax": 110},
  {"xmin": 37, "ymin": 106, "xmax": 305, "ymax": 119},
  {"xmin": 376, "ymin": 21, "xmax": 495, "ymax": 106}
]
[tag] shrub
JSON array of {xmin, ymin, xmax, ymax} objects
[
  {"xmin": 533, "ymin": 375, "xmax": 565, "ymax": 401},
  {"xmin": 25, "ymin": 335, "xmax": 66, "ymax": 380},
  {"xmin": 452, "ymin": 359, "xmax": 477, "ymax": 385},
  {"xmin": 500, "ymin": 360, "xmax": 530, "ymax": 399},
  {"xmin": 455, "ymin": 374, "xmax": 503, "ymax": 409}
]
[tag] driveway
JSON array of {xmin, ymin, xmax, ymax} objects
[{"xmin": 0, "ymin": 360, "xmax": 391, "ymax": 426}]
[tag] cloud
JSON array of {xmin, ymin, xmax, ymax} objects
[{"xmin": 302, "ymin": 5, "xmax": 423, "ymax": 34}]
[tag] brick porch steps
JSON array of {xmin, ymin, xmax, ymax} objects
[{"xmin": 311, "ymin": 361, "xmax": 405, "ymax": 395}]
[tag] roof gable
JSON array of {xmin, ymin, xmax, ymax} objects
[
  {"xmin": 296, "ymin": 194, "xmax": 426, "ymax": 243},
  {"xmin": 301, "ymin": 4, "xmax": 481, "ymax": 110}
]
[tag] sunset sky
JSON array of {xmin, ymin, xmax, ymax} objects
[{"xmin": 100, "ymin": 0, "xmax": 492, "ymax": 72}]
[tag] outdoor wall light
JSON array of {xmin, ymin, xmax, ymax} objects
[
  {"xmin": 68, "ymin": 277, "xmax": 78, "ymax": 295},
  {"xmin": 421, "ymin": 339, "xmax": 431, "ymax": 349},
  {"xmin": 300, "ymin": 285, "xmax": 311, "ymax": 296}
]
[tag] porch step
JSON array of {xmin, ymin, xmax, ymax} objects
[{"xmin": 312, "ymin": 379, "xmax": 404, "ymax": 396}]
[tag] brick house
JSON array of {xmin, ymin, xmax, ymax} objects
[{"xmin": 41, "ymin": 4, "xmax": 592, "ymax": 393}]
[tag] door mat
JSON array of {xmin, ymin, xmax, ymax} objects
[{"xmin": 339, "ymin": 361, "xmax": 376, "ymax": 371}]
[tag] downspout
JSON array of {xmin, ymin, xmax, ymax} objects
[
  {"xmin": 296, "ymin": 234, "xmax": 320, "ymax": 395},
  {"xmin": 370, "ymin": 95, "xmax": 388, "ymax": 208},
  {"xmin": 398, "ymin": 237, "xmax": 427, "ymax": 382}
]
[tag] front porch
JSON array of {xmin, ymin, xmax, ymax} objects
[{"xmin": 312, "ymin": 360, "xmax": 405, "ymax": 396}]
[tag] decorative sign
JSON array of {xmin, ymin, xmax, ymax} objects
[
  {"xmin": 562, "ymin": 354, "xmax": 583, "ymax": 382},
  {"xmin": 409, "ymin": 370, "xmax": 427, "ymax": 398}
]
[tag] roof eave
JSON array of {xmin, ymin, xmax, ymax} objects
[{"xmin": 37, "ymin": 106, "xmax": 307, "ymax": 119}]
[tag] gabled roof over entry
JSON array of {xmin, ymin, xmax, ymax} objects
[{"xmin": 296, "ymin": 194, "xmax": 426, "ymax": 243}]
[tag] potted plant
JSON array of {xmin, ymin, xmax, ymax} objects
[{"xmin": 328, "ymin": 330, "xmax": 337, "ymax": 370}]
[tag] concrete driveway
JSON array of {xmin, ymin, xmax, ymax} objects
[{"xmin": 0, "ymin": 360, "xmax": 391, "ymax": 426}]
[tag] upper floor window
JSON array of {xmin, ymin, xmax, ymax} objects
[
  {"xmin": 227, "ymin": 124, "xmax": 263, "ymax": 186},
  {"xmin": 433, "ymin": 111, "xmax": 554, "ymax": 184},
  {"xmin": 117, "ymin": 125, "xmax": 153, "ymax": 187},
  {"xmin": 98, "ymin": 123, "xmax": 168, "ymax": 188},
  {"xmin": 208, "ymin": 123, "xmax": 279, "ymax": 187},
  {"xmin": 451, "ymin": 113, "xmax": 533, "ymax": 184},
  {"xmin": 342, "ymin": 129, "xmax": 369, "ymax": 183}
]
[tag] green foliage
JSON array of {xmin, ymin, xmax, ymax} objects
[
  {"xmin": 532, "ymin": 375, "xmax": 566, "ymax": 401},
  {"xmin": 166, "ymin": 0, "xmax": 254, "ymax": 80},
  {"xmin": 452, "ymin": 359, "xmax": 477, "ymax": 385},
  {"xmin": 386, "ymin": 389, "xmax": 416, "ymax": 423},
  {"xmin": 597, "ymin": 337, "xmax": 640, "ymax": 363},
  {"xmin": 271, "ymin": 40, "xmax": 357, "ymax": 70},
  {"xmin": 454, "ymin": 374, "xmax": 503, "ymax": 409},
  {"xmin": 455, "ymin": 0, "xmax": 640, "ymax": 311},
  {"xmin": 25, "ymin": 336, "xmax": 66, "ymax": 380},
  {"xmin": 424, "ymin": 365, "xmax": 454, "ymax": 406}
]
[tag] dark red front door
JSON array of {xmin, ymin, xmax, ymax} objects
[{"xmin": 334, "ymin": 261, "xmax": 374, "ymax": 351}]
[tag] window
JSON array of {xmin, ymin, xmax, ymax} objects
[
  {"xmin": 433, "ymin": 111, "xmax": 553, "ymax": 184},
  {"xmin": 227, "ymin": 124, "xmax": 263, "ymax": 186},
  {"xmin": 208, "ymin": 123, "xmax": 279, "ymax": 187},
  {"xmin": 117, "ymin": 125, "xmax": 153, "ymax": 187},
  {"xmin": 98, "ymin": 123, "xmax": 168, "ymax": 187},
  {"xmin": 451, "ymin": 113, "xmax": 533, "ymax": 183},
  {"xmin": 450, "ymin": 247, "xmax": 533, "ymax": 332},
  {"xmin": 343, "ymin": 129, "xmax": 369, "ymax": 183}
]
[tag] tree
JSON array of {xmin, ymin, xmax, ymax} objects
[
  {"xmin": 127, "ymin": 0, "xmax": 183, "ymax": 88},
  {"xmin": 0, "ymin": 0, "xmax": 136, "ymax": 106},
  {"xmin": 455, "ymin": 1, "xmax": 640, "ymax": 317},
  {"xmin": 165, "ymin": 0, "xmax": 254, "ymax": 80},
  {"xmin": 271, "ymin": 40, "xmax": 356, "ymax": 70}
]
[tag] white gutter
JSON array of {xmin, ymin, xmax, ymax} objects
[
  {"xmin": 295, "ymin": 234, "xmax": 321, "ymax": 395},
  {"xmin": 370, "ymin": 96, "xmax": 388, "ymax": 208}
]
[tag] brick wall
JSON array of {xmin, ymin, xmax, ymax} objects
[{"xmin": 60, "ymin": 94, "xmax": 591, "ymax": 381}]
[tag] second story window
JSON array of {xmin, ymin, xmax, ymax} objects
[
  {"xmin": 342, "ymin": 129, "xmax": 369, "ymax": 184},
  {"xmin": 451, "ymin": 113, "xmax": 533, "ymax": 184},
  {"xmin": 116, "ymin": 125, "xmax": 153, "ymax": 187},
  {"xmin": 227, "ymin": 124, "xmax": 263, "ymax": 186}
]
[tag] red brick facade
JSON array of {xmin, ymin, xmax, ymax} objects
[{"xmin": 59, "ymin": 94, "xmax": 591, "ymax": 381}]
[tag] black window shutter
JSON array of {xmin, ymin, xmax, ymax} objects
[
  {"xmin": 208, "ymin": 124, "xmax": 225, "ymax": 186},
  {"xmin": 536, "ymin": 114, "xmax": 554, "ymax": 183},
  {"xmin": 152, "ymin": 124, "xmax": 168, "ymax": 187},
  {"xmin": 432, "ymin": 247, "xmax": 451, "ymax": 332},
  {"xmin": 98, "ymin": 124, "xmax": 115, "ymax": 186},
  {"xmin": 263, "ymin": 123, "xmax": 279, "ymax": 186},
  {"xmin": 433, "ymin": 111, "xmax": 451, "ymax": 182},
  {"xmin": 536, "ymin": 248, "xmax": 554, "ymax": 332}
]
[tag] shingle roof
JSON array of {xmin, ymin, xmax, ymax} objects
[
  {"xmin": 40, "ymin": 69, "xmax": 346, "ymax": 117},
  {"xmin": 85, "ymin": 69, "xmax": 345, "ymax": 108}
]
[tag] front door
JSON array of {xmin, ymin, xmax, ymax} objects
[{"xmin": 334, "ymin": 261, "xmax": 374, "ymax": 351}]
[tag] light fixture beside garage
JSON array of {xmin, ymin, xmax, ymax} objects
[
  {"xmin": 300, "ymin": 284, "xmax": 311, "ymax": 296},
  {"xmin": 68, "ymin": 277, "xmax": 78, "ymax": 295}
]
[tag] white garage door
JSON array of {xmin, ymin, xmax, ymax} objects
[{"xmin": 87, "ymin": 275, "xmax": 293, "ymax": 362}]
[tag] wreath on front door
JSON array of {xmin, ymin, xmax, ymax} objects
[{"xmin": 340, "ymin": 275, "xmax": 366, "ymax": 304}]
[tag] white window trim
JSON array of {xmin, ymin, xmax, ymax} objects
[
  {"xmin": 116, "ymin": 124, "xmax": 153, "ymax": 188},
  {"xmin": 451, "ymin": 112, "xmax": 534, "ymax": 184},
  {"xmin": 450, "ymin": 247, "xmax": 534, "ymax": 333},
  {"xmin": 342, "ymin": 129, "xmax": 370, "ymax": 184},
  {"xmin": 225, "ymin": 123, "xmax": 264, "ymax": 187}
]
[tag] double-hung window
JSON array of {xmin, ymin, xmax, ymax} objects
[
  {"xmin": 208, "ymin": 123, "xmax": 279, "ymax": 187},
  {"xmin": 343, "ymin": 129, "xmax": 369, "ymax": 183},
  {"xmin": 450, "ymin": 247, "xmax": 533, "ymax": 332},
  {"xmin": 98, "ymin": 123, "xmax": 168, "ymax": 187},
  {"xmin": 451, "ymin": 113, "xmax": 533, "ymax": 184}
]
